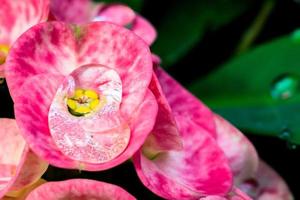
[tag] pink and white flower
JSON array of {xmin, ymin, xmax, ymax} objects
[
  {"xmin": 50, "ymin": 0, "xmax": 156, "ymax": 45},
  {"xmin": 25, "ymin": 179, "xmax": 136, "ymax": 200},
  {"xmin": 238, "ymin": 160, "xmax": 293, "ymax": 200},
  {"xmin": 133, "ymin": 68, "xmax": 293, "ymax": 200},
  {"xmin": 0, "ymin": 0, "xmax": 49, "ymax": 78},
  {"xmin": 0, "ymin": 118, "xmax": 48, "ymax": 199},
  {"xmin": 5, "ymin": 21, "xmax": 158, "ymax": 171}
]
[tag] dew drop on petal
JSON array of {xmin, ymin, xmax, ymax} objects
[
  {"xmin": 92, "ymin": 16, "xmax": 107, "ymax": 22},
  {"xmin": 49, "ymin": 64, "xmax": 130, "ymax": 164},
  {"xmin": 270, "ymin": 74, "xmax": 299, "ymax": 100},
  {"xmin": 239, "ymin": 178, "xmax": 259, "ymax": 199}
]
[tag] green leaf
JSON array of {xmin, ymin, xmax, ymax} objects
[
  {"xmin": 152, "ymin": 0, "xmax": 252, "ymax": 67},
  {"xmin": 189, "ymin": 33, "xmax": 300, "ymax": 144},
  {"xmin": 94, "ymin": 0, "xmax": 143, "ymax": 11}
]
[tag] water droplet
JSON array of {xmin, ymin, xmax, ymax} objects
[
  {"xmin": 125, "ymin": 23, "xmax": 133, "ymax": 29},
  {"xmin": 239, "ymin": 178, "xmax": 259, "ymax": 198},
  {"xmin": 291, "ymin": 28, "xmax": 300, "ymax": 43},
  {"xmin": 271, "ymin": 74, "xmax": 299, "ymax": 100},
  {"xmin": 278, "ymin": 128, "xmax": 291, "ymax": 140},
  {"xmin": 287, "ymin": 141, "xmax": 297, "ymax": 150},
  {"xmin": 279, "ymin": 128, "xmax": 298, "ymax": 150}
]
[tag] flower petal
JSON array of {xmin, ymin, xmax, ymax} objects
[
  {"xmin": 0, "ymin": 0, "xmax": 49, "ymax": 45},
  {"xmin": 96, "ymin": 4, "xmax": 135, "ymax": 26},
  {"xmin": 0, "ymin": 118, "xmax": 26, "ymax": 197},
  {"xmin": 143, "ymin": 73, "xmax": 182, "ymax": 154},
  {"xmin": 13, "ymin": 74, "xmax": 78, "ymax": 169},
  {"xmin": 230, "ymin": 187, "xmax": 252, "ymax": 200},
  {"xmin": 199, "ymin": 187, "xmax": 252, "ymax": 200},
  {"xmin": 155, "ymin": 67, "xmax": 216, "ymax": 138},
  {"xmin": 133, "ymin": 115, "xmax": 233, "ymax": 199},
  {"xmin": 50, "ymin": 0, "xmax": 102, "ymax": 23},
  {"xmin": 152, "ymin": 54, "xmax": 161, "ymax": 65},
  {"xmin": 131, "ymin": 15, "xmax": 157, "ymax": 45},
  {"xmin": 0, "ymin": 119, "xmax": 47, "ymax": 198},
  {"xmin": 25, "ymin": 179, "xmax": 136, "ymax": 200},
  {"xmin": 6, "ymin": 22, "xmax": 78, "ymax": 100},
  {"xmin": 5, "ymin": 179, "xmax": 46, "ymax": 200},
  {"xmin": 239, "ymin": 160, "xmax": 293, "ymax": 200},
  {"xmin": 214, "ymin": 114, "xmax": 259, "ymax": 185},
  {"xmin": 102, "ymin": 90, "xmax": 157, "ymax": 170},
  {"xmin": 6, "ymin": 21, "xmax": 153, "ymax": 120},
  {"xmin": 51, "ymin": 0, "xmax": 156, "ymax": 45},
  {"xmin": 48, "ymin": 64, "xmax": 129, "ymax": 164},
  {"xmin": 14, "ymin": 72, "xmax": 157, "ymax": 170},
  {"xmin": 9, "ymin": 151, "xmax": 48, "ymax": 192},
  {"xmin": 76, "ymin": 22, "xmax": 153, "ymax": 120}
]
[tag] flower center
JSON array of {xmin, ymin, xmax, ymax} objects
[
  {"xmin": 66, "ymin": 88, "xmax": 101, "ymax": 116},
  {"xmin": 0, "ymin": 44, "xmax": 9, "ymax": 65}
]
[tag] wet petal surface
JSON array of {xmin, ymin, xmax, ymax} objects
[{"xmin": 49, "ymin": 65, "xmax": 130, "ymax": 164}]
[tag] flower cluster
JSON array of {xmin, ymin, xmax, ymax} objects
[{"xmin": 0, "ymin": 0, "xmax": 293, "ymax": 199}]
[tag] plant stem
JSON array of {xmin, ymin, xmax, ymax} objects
[{"xmin": 235, "ymin": 0, "xmax": 275, "ymax": 54}]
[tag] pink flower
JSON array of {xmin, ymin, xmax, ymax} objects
[
  {"xmin": 238, "ymin": 160, "xmax": 293, "ymax": 200},
  {"xmin": 0, "ymin": 118, "xmax": 48, "ymax": 199},
  {"xmin": 50, "ymin": 0, "xmax": 156, "ymax": 45},
  {"xmin": 133, "ymin": 68, "xmax": 293, "ymax": 200},
  {"xmin": 0, "ymin": 0, "xmax": 49, "ymax": 78},
  {"xmin": 5, "ymin": 21, "xmax": 158, "ymax": 171},
  {"xmin": 199, "ymin": 161, "xmax": 294, "ymax": 200},
  {"xmin": 25, "ymin": 179, "xmax": 136, "ymax": 200}
]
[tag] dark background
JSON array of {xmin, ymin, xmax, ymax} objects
[{"xmin": 1, "ymin": 0, "xmax": 300, "ymax": 199}]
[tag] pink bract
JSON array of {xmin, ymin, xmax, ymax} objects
[
  {"xmin": 49, "ymin": 0, "xmax": 102, "ymax": 24},
  {"xmin": 239, "ymin": 160, "xmax": 293, "ymax": 200},
  {"xmin": 0, "ymin": 0, "xmax": 49, "ymax": 77},
  {"xmin": 213, "ymin": 114, "xmax": 259, "ymax": 185},
  {"xmin": 6, "ymin": 21, "xmax": 158, "ymax": 171},
  {"xmin": 50, "ymin": 0, "xmax": 156, "ymax": 45},
  {"xmin": 0, "ymin": 0, "xmax": 49, "ymax": 45},
  {"xmin": 133, "ymin": 68, "xmax": 261, "ymax": 199},
  {"xmin": 25, "ymin": 179, "xmax": 136, "ymax": 200},
  {"xmin": 133, "ymin": 68, "xmax": 234, "ymax": 199},
  {"xmin": 0, "ymin": 118, "xmax": 48, "ymax": 199},
  {"xmin": 200, "ymin": 188, "xmax": 251, "ymax": 200}
]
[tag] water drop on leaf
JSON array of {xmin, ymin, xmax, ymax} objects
[
  {"xmin": 271, "ymin": 74, "xmax": 299, "ymax": 100},
  {"xmin": 291, "ymin": 28, "xmax": 300, "ymax": 43},
  {"xmin": 287, "ymin": 141, "xmax": 297, "ymax": 150},
  {"xmin": 278, "ymin": 128, "xmax": 291, "ymax": 140}
]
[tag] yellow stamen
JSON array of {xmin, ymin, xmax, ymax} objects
[
  {"xmin": 75, "ymin": 106, "xmax": 91, "ymax": 114},
  {"xmin": 0, "ymin": 44, "xmax": 10, "ymax": 65},
  {"xmin": 89, "ymin": 99, "xmax": 100, "ymax": 109},
  {"xmin": 66, "ymin": 88, "xmax": 101, "ymax": 116},
  {"xmin": 66, "ymin": 99, "xmax": 77, "ymax": 110},
  {"xmin": 74, "ymin": 89, "xmax": 84, "ymax": 99},
  {"xmin": 85, "ymin": 89, "xmax": 98, "ymax": 99}
]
